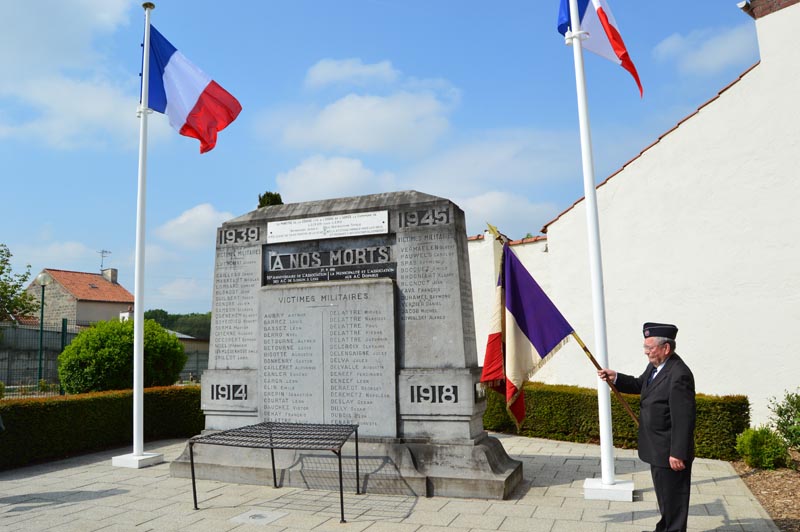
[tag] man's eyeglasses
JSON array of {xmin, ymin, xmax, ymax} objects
[{"xmin": 643, "ymin": 344, "xmax": 664, "ymax": 352}]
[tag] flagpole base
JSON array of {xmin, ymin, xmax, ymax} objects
[
  {"xmin": 583, "ymin": 477, "xmax": 634, "ymax": 501},
  {"xmin": 112, "ymin": 452, "xmax": 164, "ymax": 469}
]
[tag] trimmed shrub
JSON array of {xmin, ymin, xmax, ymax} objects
[
  {"xmin": 483, "ymin": 381, "xmax": 749, "ymax": 460},
  {"xmin": 0, "ymin": 385, "xmax": 203, "ymax": 470},
  {"xmin": 736, "ymin": 426, "xmax": 790, "ymax": 469},
  {"xmin": 695, "ymin": 393, "xmax": 750, "ymax": 461},
  {"xmin": 58, "ymin": 319, "xmax": 186, "ymax": 394},
  {"xmin": 769, "ymin": 388, "xmax": 800, "ymax": 450}
]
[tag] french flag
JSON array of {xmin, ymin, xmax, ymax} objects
[
  {"xmin": 557, "ymin": 0, "xmax": 643, "ymax": 96},
  {"xmin": 480, "ymin": 242, "xmax": 574, "ymax": 428},
  {"xmin": 146, "ymin": 25, "xmax": 242, "ymax": 153}
]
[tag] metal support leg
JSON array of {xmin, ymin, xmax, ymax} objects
[
  {"xmin": 270, "ymin": 447, "xmax": 278, "ymax": 488},
  {"xmin": 337, "ymin": 450, "xmax": 346, "ymax": 523},
  {"xmin": 355, "ymin": 427, "xmax": 361, "ymax": 495},
  {"xmin": 190, "ymin": 442, "xmax": 198, "ymax": 510}
]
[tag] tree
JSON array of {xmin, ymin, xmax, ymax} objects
[
  {"xmin": 258, "ymin": 190, "xmax": 283, "ymax": 208},
  {"xmin": 0, "ymin": 244, "xmax": 39, "ymax": 321},
  {"xmin": 172, "ymin": 312, "xmax": 212, "ymax": 339},
  {"xmin": 58, "ymin": 319, "xmax": 186, "ymax": 394},
  {"xmin": 144, "ymin": 308, "xmax": 173, "ymax": 329},
  {"xmin": 144, "ymin": 309, "xmax": 211, "ymax": 339}
]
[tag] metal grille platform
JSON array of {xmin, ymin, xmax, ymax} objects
[{"xmin": 188, "ymin": 422, "xmax": 360, "ymax": 522}]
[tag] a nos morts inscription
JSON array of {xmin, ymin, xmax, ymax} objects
[
  {"xmin": 259, "ymin": 279, "xmax": 396, "ymax": 437},
  {"xmin": 264, "ymin": 211, "xmax": 395, "ymax": 285},
  {"xmin": 264, "ymin": 242, "xmax": 396, "ymax": 285}
]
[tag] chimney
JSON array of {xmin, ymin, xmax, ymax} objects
[{"xmin": 102, "ymin": 268, "xmax": 118, "ymax": 284}]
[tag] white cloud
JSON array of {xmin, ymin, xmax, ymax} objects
[
  {"xmin": 22, "ymin": 241, "xmax": 96, "ymax": 268},
  {"xmin": 403, "ymin": 129, "xmax": 575, "ymax": 197},
  {"xmin": 0, "ymin": 1, "xmax": 136, "ymax": 149},
  {"xmin": 10, "ymin": 241, "xmax": 100, "ymax": 282},
  {"xmin": 281, "ymin": 92, "xmax": 450, "ymax": 156},
  {"xmin": 653, "ymin": 23, "xmax": 758, "ymax": 76},
  {"xmin": 457, "ymin": 191, "xmax": 559, "ymax": 239},
  {"xmin": 144, "ymin": 243, "xmax": 181, "ymax": 265},
  {"xmin": 0, "ymin": 1, "xmax": 129, "ymax": 75},
  {"xmin": 305, "ymin": 58, "xmax": 400, "ymax": 89},
  {"xmin": 156, "ymin": 277, "xmax": 205, "ymax": 301},
  {"xmin": 277, "ymin": 155, "xmax": 396, "ymax": 203},
  {"xmin": 155, "ymin": 204, "xmax": 234, "ymax": 249},
  {"xmin": 2, "ymin": 76, "xmax": 138, "ymax": 149}
]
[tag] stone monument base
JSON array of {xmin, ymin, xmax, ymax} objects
[{"xmin": 169, "ymin": 432, "xmax": 522, "ymax": 499}]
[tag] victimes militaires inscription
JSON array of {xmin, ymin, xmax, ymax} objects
[{"xmin": 259, "ymin": 279, "xmax": 397, "ymax": 437}]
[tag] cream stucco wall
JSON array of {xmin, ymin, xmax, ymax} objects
[
  {"xmin": 468, "ymin": 233, "xmax": 552, "ymax": 368},
  {"xmin": 76, "ymin": 301, "xmax": 134, "ymax": 325},
  {"xmin": 468, "ymin": 4, "xmax": 800, "ymax": 425}
]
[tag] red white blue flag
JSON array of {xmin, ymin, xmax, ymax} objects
[
  {"xmin": 481, "ymin": 242, "xmax": 574, "ymax": 428},
  {"xmin": 557, "ymin": 0, "xmax": 643, "ymax": 96},
  {"xmin": 146, "ymin": 25, "xmax": 242, "ymax": 153}
]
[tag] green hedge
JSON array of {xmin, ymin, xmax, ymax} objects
[
  {"xmin": 0, "ymin": 385, "xmax": 204, "ymax": 470},
  {"xmin": 484, "ymin": 381, "xmax": 749, "ymax": 461}
]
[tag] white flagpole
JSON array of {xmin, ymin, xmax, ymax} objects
[
  {"xmin": 113, "ymin": 1, "xmax": 164, "ymax": 469},
  {"xmin": 565, "ymin": 0, "xmax": 632, "ymax": 499}
]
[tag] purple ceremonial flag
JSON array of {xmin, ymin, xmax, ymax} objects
[
  {"xmin": 503, "ymin": 244, "xmax": 574, "ymax": 358},
  {"xmin": 482, "ymin": 242, "xmax": 574, "ymax": 427}
]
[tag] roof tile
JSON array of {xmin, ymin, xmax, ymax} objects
[{"xmin": 45, "ymin": 269, "xmax": 134, "ymax": 303}]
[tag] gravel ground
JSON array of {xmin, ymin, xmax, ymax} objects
[{"xmin": 732, "ymin": 449, "xmax": 800, "ymax": 532}]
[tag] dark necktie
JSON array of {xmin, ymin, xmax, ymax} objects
[{"xmin": 647, "ymin": 367, "xmax": 658, "ymax": 384}]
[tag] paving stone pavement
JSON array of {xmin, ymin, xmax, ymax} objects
[{"xmin": 0, "ymin": 433, "xmax": 779, "ymax": 531}]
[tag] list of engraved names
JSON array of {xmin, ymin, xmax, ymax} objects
[
  {"xmin": 260, "ymin": 281, "xmax": 396, "ymax": 437},
  {"xmin": 210, "ymin": 246, "xmax": 261, "ymax": 367}
]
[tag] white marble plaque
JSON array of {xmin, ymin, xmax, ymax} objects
[
  {"xmin": 259, "ymin": 278, "xmax": 396, "ymax": 437},
  {"xmin": 266, "ymin": 211, "xmax": 388, "ymax": 244}
]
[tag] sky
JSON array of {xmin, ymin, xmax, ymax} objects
[{"xmin": 2, "ymin": 1, "xmax": 760, "ymax": 315}]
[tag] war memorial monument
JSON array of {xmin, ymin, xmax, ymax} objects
[{"xmin": 171, "ymin": 191, "xmax": 521, "ymax": 498}]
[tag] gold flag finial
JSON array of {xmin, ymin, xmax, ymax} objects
[{"xmin": 486, "ymin": 223, "xmax": 505, "ymax": 243}]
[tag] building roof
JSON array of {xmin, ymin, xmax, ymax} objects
[
  {"xmin": 43, "ymin": 269, "xmax": 134, "ymax": 304},
  {"xmin": 468, "ymin": 232, "xmax": 547, "ymax": 246},
  {"xmin": 742, "ymin": 0, "xmax": 800, "ymax": 19},
  {"xmin": 540, "ymin": 62, "xmax": 760, "ymax": 234}
]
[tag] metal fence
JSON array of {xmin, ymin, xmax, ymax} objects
[
  {"xmin": 0, "ymin": 321, "xmax": 209, "ymax": 400},
  {"xmin": 179, "ymin": 350, "xmax": 209, "ymax": 383},
  {"xmin": 0, "ymin": 320, "xmax": 77, "ymax": 398}
]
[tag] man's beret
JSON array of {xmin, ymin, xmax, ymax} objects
[{"xmin": 643, "ymin": 322, "xmax": 678, "ymax": 339}]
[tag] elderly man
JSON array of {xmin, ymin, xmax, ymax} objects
[{"xmin": 598, "ymin": 322, "xmax": 696, "ymax": 532}]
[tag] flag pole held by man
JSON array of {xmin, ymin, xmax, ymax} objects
[
  {"xmin": 479, "ymin": 227, "xmax": 638, "ymax": 428},
  {"xmin": 480, "ymin": 230, "xmax": 574, "ymax": 428}
]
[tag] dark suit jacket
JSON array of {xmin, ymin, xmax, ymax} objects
[{"xmin": 615, "ymin": 353, "xmax": 696, "ymax": 467}]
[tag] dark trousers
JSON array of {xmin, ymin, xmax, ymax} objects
[{"xmin": 650, "ymin": 462, "xmax": 692, "ymax": 532}]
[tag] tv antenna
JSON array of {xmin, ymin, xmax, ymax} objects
[{"xmin": 98, "ymin": 249, "xmax": 112, "ymax": 269}]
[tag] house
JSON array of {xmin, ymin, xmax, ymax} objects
[
  {"xmin": 26, "ymin": 268, "xmax": 134, "ymax": 328},
  {"xmin": 468, "ymin": 0, "xmax": 800, "ymax": 425}
]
